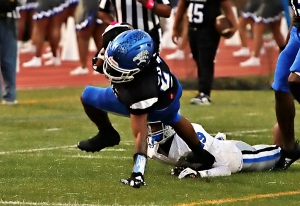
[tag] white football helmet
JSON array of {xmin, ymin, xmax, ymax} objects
[{"xmin": 147, "ymin": 121, "xmax": 176, "ymax": 145}]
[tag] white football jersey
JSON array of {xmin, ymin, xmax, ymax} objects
[{"xmin": 147, "ymin": 123, "xmax": 243, "ymax": 176}]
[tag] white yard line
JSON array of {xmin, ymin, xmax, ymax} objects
[
  {"xmin": 0, "ymin": 145, "xmax": 127, "ymax": 155},
  {"xmin": 0, "ymin": 128, "xmax": 289, "ymax": 156},
  {"xmin": 64, "ymin": 154, "xmax": 130, "ymax": 159},
  {"xmin": 0, "ymin": 146, "xmax": 75, "ymax": 155},
  {"xmin": 0, "ymin": 200, "xmax": 101, "ymax": 206}
]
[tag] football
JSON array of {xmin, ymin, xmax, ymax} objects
[{"xmin": 215, "ymin": 15, "xmax": 234, "ymax": 39}]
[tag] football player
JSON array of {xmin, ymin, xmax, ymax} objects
[
  {"xmin": 271, "ymin": 0, "xmax": 300, "ymax": 171},
  {"xmin": 147, "ymin": 122, "xmax": 282, "ymax": 178},
  {"xmin": 76, "ymin": 23, "xmax": 215, "ymax": 188},
  {"xmin": 172, "ymin": 0, "xmax": 237, "ymax": 105}
]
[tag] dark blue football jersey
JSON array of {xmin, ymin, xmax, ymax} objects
[
  {"xmin": 185, "ymin": 0, "xmax": 226, "ymax": 27},
  {"xmin": 112, "ymin": 57, "xmax": 178, "ymax": 115}
]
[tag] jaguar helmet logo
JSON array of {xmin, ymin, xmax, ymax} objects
[{"xmin": 133, "ymin": 50, "xmax": 150, "ymax": 66}]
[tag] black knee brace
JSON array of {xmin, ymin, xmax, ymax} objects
[{"xmin": 288, "ymin": 81, "xmax": 300, "ymax": 103}]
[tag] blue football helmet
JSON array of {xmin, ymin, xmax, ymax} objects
[{"xmin": 103, "ymin": 29, "xmax": 154, "ymax": 83}]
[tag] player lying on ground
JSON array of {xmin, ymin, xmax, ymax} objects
[{"xmin": 147, "ymin": 122, "xmax": 283, "ymax": 178}]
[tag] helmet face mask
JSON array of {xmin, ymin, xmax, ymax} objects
[
  {"xmin": 103, "ymin": 55, "xmax": 140, "ymax": 83},
  {"xmin": 103, "ymin": 29, "xmax": 154, "ymax": 83},
  {"xmin": 148, "ymin": 122, "xmax": 176, "ymax": 145}
]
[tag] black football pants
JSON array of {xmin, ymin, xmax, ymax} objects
[{"xmin": 188, "ymin": 25, "xmax": 220, "ymax": 97}]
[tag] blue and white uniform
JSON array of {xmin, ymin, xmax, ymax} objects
[
  {"xmin": 272, "ymin": 0, "xmax": 300, "ymax": 92},
  {"xmin": 148, "ymin": 123, "xmax": 281, "ymax": 177}
]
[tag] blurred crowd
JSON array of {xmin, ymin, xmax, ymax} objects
[
  {"xmin": 5, "ymin": 0, "xmax": 292, "ymax": 105},
  {"xmin": 17, "ymin": 0, "xmax": 291, "ymax": 71}
]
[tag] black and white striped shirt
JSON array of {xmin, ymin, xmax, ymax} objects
[
  {"xmin": 98, "ymin": 0, "xmax": 171, "ymax": 32},
  {"xmin": 291, "ymin": 0, "xmax": 300, "ymax": 16}
]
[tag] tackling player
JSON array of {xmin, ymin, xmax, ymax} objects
[{"xmin": 76, "ymin": 23, "xmax": 215, "ymax": 188}]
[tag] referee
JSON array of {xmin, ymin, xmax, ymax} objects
[{"xmin": 98, "ymin": 0, "xmax": 172, "ymax": 54}]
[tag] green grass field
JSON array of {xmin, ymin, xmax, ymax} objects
[{"xmin": 1, "ymin": 87, "xmax": 300, "ymax": 206}]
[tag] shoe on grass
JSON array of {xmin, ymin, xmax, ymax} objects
[
  {"xmin": 272, "ymin": 141, "xmax": 300, "ymax": 171},
  {"xmin": 77, "ymin": 127, "xmax": 121, "ymax": 152},
  {"xmin": 190, "ymin": 93, "xmax": 211, "ymax": 105}
]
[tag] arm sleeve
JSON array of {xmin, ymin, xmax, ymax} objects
[{"xmin": 198, "ymin": 165, "xmax": 232, "ymax": 177}]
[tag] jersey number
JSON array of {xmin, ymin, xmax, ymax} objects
[
  {"xmin": 196, "ymin": 132, "xmax": 206, "ymax": 148},
  {"xmin": 157, "ymin": 68, "xmax": 172, "ymax": 91},
  {"xmin": 187, "ymin": 3, "xmax": 204, "ymax": 23}
]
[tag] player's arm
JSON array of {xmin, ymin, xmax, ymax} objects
[
  {"xmin": 172, "ymin": 0, "xmax": 187, "ymax": 44},
  {"xmin": 130, "ymin": 113, "xmax": 149, "ymax": 155},
  {"xmin": 197, "ymin": 165, "xmax": 232, "ymax": 177},
  {"xmin": 220, "ymin": 0, "xmax": 238, "ymax": 33},
  {"xmin": 121, "ymin": 113, "xmax": 149, "ymax": 188},
  {"xmin": 98, "ymin": 0, "xmax": 115, "ymax": 24},
  {"xmin": 137, "ymin": 0, "xmax": 171, "ymax": 18}
]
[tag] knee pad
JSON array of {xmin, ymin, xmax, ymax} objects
[{"xmin": 288, "ymin": 81, "xmax": 300, "ymax": 103}]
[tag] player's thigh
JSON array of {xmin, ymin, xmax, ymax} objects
[
  {"xmin": 81, "ymin": 86, "xmax": 129, "ymax": 116},
  {"xmin": 290, "ymin": 48, "xmax": 300, "ymax": 73},
  {"xmin": 272, "ymin": 28, "xmax": 300, "ymax": 92}
]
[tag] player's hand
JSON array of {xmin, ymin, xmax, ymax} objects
[
  {"xmin": 120, "ymin": 172, "xmax": 146, "ymax": 188},
  {"xmin": 171, "ymin": 167, "xmax": 199, "ymax": 179},
  {"xmin": 171, "ymin": 29, "xmax": 180, "ymax": 45}
]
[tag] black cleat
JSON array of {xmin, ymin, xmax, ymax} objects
[
  {"xmin": 77, "ymin": 127, "xmax": 120, "ymax": 152},
  {"xmin": 272, "ymin": 141, "xmax": 300, "ymax": 171}
]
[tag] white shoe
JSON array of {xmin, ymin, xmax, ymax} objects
[
  {"xmin": 19, "ymin": 44, "xmax": 36, "ymax": 53},
  {"xmin": 70, "ymin": 66, "xmax": 89, "ymax": 76},
  {"xmin": 165, "ymin": 50, "xmax": 185, "ymax": 60},
  {"xmin": 42, "ymin": 51, "xmax": 53, "ymax": 59},
  {"xmin": 260, "ymin": 48, "xmax": 265, "ymax": 55},
  {"xmin": 190, "ymin": 93, "xmax": 211, "ymax": 105},
  {"xmin": 240, "ymin": 56, "xmax": 260, "ymax": 67},
  {"xmin": 233, "ymin": 47, "xmax": 250, "ymax": 57},
  {"xmin": 22, "ymin": 56, "xmax": 42, "ymax": 67},
  {"xmin": 2, "ymin": 100, "xmax": 18, "ymax": 105},
  {"xmin": 44, "ymin": 57, "xmax": 61, "ymax": 66}
]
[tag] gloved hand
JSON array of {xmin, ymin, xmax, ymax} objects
[
  {"xmin": 120, "ymin": 172, "xmax": 146, "ymax": 188},
  {"xmin": 178, "ymin": 167, "xmax": 198, "ymax": 179},
  {"xmin": 171, "ymin": 167, "xmax": 199, "ymax": 179}
]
